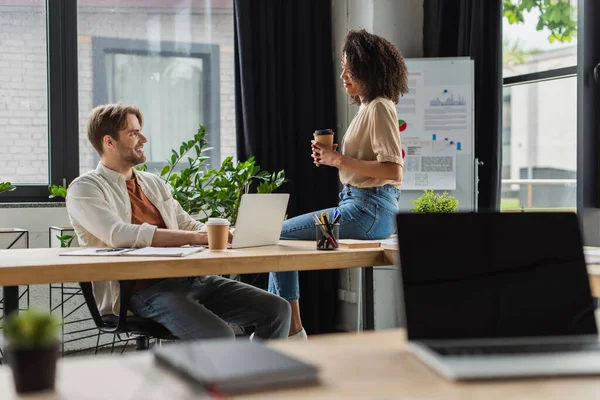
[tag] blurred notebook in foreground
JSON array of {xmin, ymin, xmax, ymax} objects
[
  {"xmin": 154, "ymin": 340, "xmax": 319, "ymax": 395},
  {"xmin": 338, "ymin": 239, "xmax": 381, "ymax": 249},
  {"xmin": 60, "ymin": 247, "xmax": 203, "ymax": 257}
]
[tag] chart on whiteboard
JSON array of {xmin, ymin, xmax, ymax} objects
[
  {"xmin": 401, "ymin": 140, "xmax": 456, "ymax": 190},
  {"xmin": 397, "ymin": 72, "xmax": 472, "ymax": 155}
]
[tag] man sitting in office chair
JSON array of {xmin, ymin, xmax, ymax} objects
[{"xmin": 65, "ymin": 103, "xmax": 291, "ymax": 341}]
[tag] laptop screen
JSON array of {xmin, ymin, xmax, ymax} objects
[{"xmin": 396, "ymin": 212, "xmax": 597, "ymax": 341}]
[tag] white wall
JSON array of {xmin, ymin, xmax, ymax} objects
[{"xmin": 332, "ymin": 0, "xmax": 423, "ymax": 331}]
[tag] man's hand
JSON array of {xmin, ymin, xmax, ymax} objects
[
  {"xmin": 228, "ymin": 228, "xmax": 234, "ymax": 243},
  {"xmin": 311, "ymin": 141, "xmax": 341, "ymax": 168}
]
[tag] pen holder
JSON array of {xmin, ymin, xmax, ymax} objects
[{"xmin": 315, "ymin": 223, "xmax": 339, "ymax": 250}]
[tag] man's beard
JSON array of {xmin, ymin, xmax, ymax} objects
[{"xmin": 119, "ymin": 147, "xmax": 146, "ymax": 166}]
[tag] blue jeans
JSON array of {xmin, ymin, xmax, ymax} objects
[
  {"xmin": 269, "ymin": 184, "xmax": 400, "ymax": 301},
  {"xmin": 129, "ymin": 276, "xmax": 291, "ymax": 340}
]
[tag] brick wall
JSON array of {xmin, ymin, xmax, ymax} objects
[{"xmin": 0, "ymin": 5, "xmax": 235, "ymax": 183}]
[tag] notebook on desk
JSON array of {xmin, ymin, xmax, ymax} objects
[
  {"xmin": 154, "ymin": 339, "xmax": 319, "ymax": 395},
  {"xmin": 60, "ymin": 246, "xmax": 204, "ymax": 257}
]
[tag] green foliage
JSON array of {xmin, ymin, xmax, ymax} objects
[
  {"xmin": 141, "ymin": 125, "xmax": 287, "ymax": 225},
  {"xmin": 48, "ymin": 185, "xmax": 67, "ymax": 199},
  {"xmin": 412, "ymin": 190, "xmax": 459, "ymax": 213},
  {"xmin": 0, "ymin": 182, "xmax": 16, "ymax": 196},
  {"xmin": 3, "ymin": 309, "xmax": 60, "ymax": 348},
  {"xmin": 56, "ymin": 235, "xmax": 75, "ymax": 248},
  {"xmin": 504, "ymin": 0, "xmax": 576, "ymax": 43}
]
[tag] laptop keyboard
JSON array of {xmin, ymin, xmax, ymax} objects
[{"xmin": 432, "ymin": 342, "xmax": 600, "ymax": 356}]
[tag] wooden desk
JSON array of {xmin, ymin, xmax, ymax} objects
[
  {"xmin": 0, "ymin": 241, "xmax": 388, "ymax": 316},
  {"xmin": 2, "ymin": 328, "xmax": 600, "ymax": 399},
  {"xmin": 3, "ymin": 242, "xmax": 600, "ymax": 318}
]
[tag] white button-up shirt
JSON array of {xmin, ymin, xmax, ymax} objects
[{"xmin": 66, "ymin": 162, "xmax": 204, "ymax": 316}]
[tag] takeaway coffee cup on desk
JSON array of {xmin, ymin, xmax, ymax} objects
[
  {"xmin": 206, "ymin": 218, "xmax": 230, "ymax": 250},
  {"xmin": 313, "ymin": 129, "xmax": 334, "ymax": 150}
]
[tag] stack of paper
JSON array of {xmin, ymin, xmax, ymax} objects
[{"xmin": 60, "ymin": 247, "xmax": 204, "ymax": 257}]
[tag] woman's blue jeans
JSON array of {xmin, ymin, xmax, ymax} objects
[{"xmin": 269, "ymin": 184, "xmax": 400, "ymax": 301}]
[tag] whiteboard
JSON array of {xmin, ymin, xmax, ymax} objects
[{"xmin": 397, "ymin": 57, "xmax": 476, "ymax": 212}]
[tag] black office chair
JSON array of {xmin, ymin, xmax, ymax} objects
[{"xmin": 79, "ymin": 280, "xmax": 177, "ymax": 351}]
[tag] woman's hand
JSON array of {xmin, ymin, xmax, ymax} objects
[{"xmin": 312, "ymin": 141, "xmax": 342, "ymax": 168}]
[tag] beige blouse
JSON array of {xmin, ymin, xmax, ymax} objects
[{"xmin": 339, "ymin": 97, "xmax": 404, "ymax": 188}]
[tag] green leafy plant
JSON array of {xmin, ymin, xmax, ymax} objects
[
  {"xmin": 48, "ymin": 184, "xmax": 67, "ymax": 199},
  {"xmin": 149, "ymin": 125, "xmax": 287, "ymax": 225},
  {"xmin": 3, "ymin": 309, "xmax": 60, "ymax": 348},
  {"xmin": 46, "ymin": 186, "xmax": 75, "ymax": 247},
  {"xmin": 0, "ymin": 182, "xmax": 16, "ymax": 196},
  {"xmin": 412, "ymin": 190, "xmax": 458, "ymax": 213},
  {"xmin": 504, "ymin": 0, "xmax": 576, "ymax": 43},
  {"xmin": 56, "ymin": 235, "xmax": 75, "ymax": 248}
]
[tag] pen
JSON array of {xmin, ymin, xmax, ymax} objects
[
  {"xmin": 95, "ymin": 248, "xmax": 128, "ymax": 253},
  {"xmin": 332, "ymin": 213, "xmax": 341, "ymax": 225}
]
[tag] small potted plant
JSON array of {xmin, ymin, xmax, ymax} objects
[
  {"xmin": 412, "ymin": 189, "xmax": 459, "ymax": 213},
  {"xmin": 0, "ymin": 181, "xmax": 16, "ymax": 196},
  {"xmin": 3, "ymin": 309, "xmax": 61, "ymax": 394}
]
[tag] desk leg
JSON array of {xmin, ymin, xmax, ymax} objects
[
  {"xmin": 362, "ymin": 267, "xmax": 374, "ymax": 330},
  {"xmin": 3, "ymin": 286, "xmax": 19, "ymax": 317}
]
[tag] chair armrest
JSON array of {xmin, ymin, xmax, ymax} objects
[
  {"xmin": 79, "ymin": 281, "xmax": 133, "ymax": 334},
  {"xmin": 116, "ymin": 280, "xmax": 134, "ymax": 331},
  {"xmin": 79, "ymin": 282, "xmax": 115, "ymax": 332}
]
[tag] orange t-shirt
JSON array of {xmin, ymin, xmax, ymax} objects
[{"xmin": 126, "ymin": 177, "xmax": 166, "ymax": 292}]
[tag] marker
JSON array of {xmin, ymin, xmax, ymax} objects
[
  {"xmin": 457, "ymin": 142, "xmax": 462, "ymax": 151},
  {"xmin": 432, "ymin": 134, "xmax": 437, "ymax": 141}
]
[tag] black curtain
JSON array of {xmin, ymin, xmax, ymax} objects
[
  {"xmin": 234, "ymin": 0, "xmax": 340, "ymax": 334},
  {"xmin": 423, "ymin": 0, "xmax": 503, "ymax": 211}
]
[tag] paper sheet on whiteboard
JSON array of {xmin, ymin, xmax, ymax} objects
[{"xmin": 401, "ymin": 140, "xmax": 456, "ymax": 190}]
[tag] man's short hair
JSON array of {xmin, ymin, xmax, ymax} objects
[{"xmin": 87, "ymin": 103, "xmax": 143, "ymax": 155}]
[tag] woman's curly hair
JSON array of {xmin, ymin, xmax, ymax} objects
[{"xmin": 342, "ymin": 29, "xmax": 409, "ymax": 104}]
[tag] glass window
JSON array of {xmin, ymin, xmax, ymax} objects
[
  {"xmin": 500, "ymin": 78, "xmax": 576, "ymax": 211},
  {"xmin": 0, "ymin": 2, "xmax": 48, "ymax": 184},
  {"xmin": 77, "ymin": 1, "xmax": 235, "ymax": 175},
  {"xmin": 501, "ymin": 1, "xmax": 577, "ymax": 211},
  {"xmin": 503, "ymin": 1, "xmax": 577, "ymax": 78}
]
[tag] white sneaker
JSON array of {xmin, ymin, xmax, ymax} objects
[
  {"xmin": 250, "ymin": 329, "xmax": 308, "ymax": 341},
  {"xmin": 288, "ymin": 328, "xmax": 308, "ymax": 340}
]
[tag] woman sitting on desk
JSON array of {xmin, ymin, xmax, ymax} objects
[{"xmin": 269, "ymin": 29, "xmax": 408, "ymax": 340}]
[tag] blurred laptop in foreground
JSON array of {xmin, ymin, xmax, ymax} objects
[{"xmin": 395, "ymin": 211, "xmax": 600, "ymax": 380}]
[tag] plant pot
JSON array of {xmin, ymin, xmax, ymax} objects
[{"xmin": 6, "ymin": 343, "xmax": 58, "ymax": 394}]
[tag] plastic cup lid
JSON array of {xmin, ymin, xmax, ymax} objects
[
  {"xmin": 314, "ymin": 129, "xmax": 333, "ymax": 136},
  {"xmin": 206, "ymin": 218, "xmax": 230, "ymax": 226}
]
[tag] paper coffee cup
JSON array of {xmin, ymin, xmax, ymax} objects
[
  {"xmin": 206, "ymin": 218, "xmax": 230, "ymax": 250},
  {"xmin": 313, "ymin": 129, "xmax": 334, "ymax": 150}
]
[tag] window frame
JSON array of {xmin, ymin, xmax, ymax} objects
[
  {"xmin": 91, "ymin": 37, "xmax": 221, "ymax": 171},
  {"xmin": 1, "ymin": 2, "xmax": 223, "ymax": 203},
  {"xmin": 0, "ymin": 0, "xmax": 79, "ymax": 203}
]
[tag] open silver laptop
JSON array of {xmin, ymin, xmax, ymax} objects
[
  {"xmin": 230, "ymin": 193, "xmax": 289, "ymax": 249},
  {"xmin": 395, "ymin": 212, "xmax": 600, "ymax": 380}
]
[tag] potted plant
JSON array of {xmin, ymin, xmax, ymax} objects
[
  {"xmin": 0, "ymin": 182, "xmax": 16, "ymax": 196},
  {"xmin": 3, "ymin": 309, "xmax": 61, "ymax": 394},
  {"xmin": 146, "ymin": 125, "xmax": 287, "ymax": 225},
  {"xmin": 412, "ymin": 190, "xmax": 459, "ymax": 213}
]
